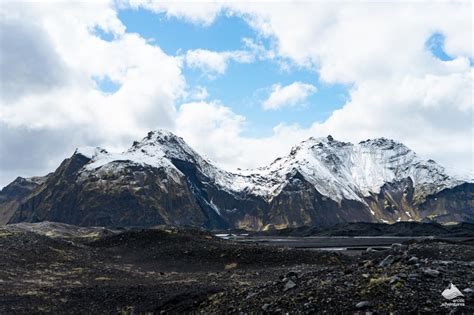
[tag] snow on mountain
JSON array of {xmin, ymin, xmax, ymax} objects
[
  {"xmin": 206, "ymin": 135, "xmax": 462, "ymax": 204},
  {"xmin": 73, "ymin": 130, "xmax": 467, "ymax": 204},
  {"xmin": 75, "ymin": 131, "xmax": 196, "ymax": 175},
  {"xmin": 350, "ymin": 138, "xmax": 462, "ymax": 199},
  {"xmin": 4, "ymin": 129, "xmax": 471, "ymax": 229}
]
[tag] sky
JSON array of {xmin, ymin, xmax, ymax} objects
[{"xmin": 0, "ymin": 0, "xmax": 472, "ymax": 187}]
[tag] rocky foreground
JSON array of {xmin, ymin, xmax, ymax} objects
[{"xmin": 0, "ymin": 223, "xmax": 472, "ymax": 313}]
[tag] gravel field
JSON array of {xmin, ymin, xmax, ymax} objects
[{"xmin": 0, "ymin": 223, "xmax": 472, "ymax": 313}]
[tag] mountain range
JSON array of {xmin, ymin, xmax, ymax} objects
[{"xmin": 1, "ymin": 130, "xmax": 472, "ymax": 230}]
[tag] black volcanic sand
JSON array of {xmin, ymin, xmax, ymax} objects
[{"xmin": 0, "ymin": 225, "xmax": 473, "ymax": 314}]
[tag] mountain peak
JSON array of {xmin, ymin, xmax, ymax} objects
[
  {"xmin": 290, "ymin": 135, "xmax": 351, "ymax": 156},
  {"xmin": 132, "ymin": 129, "xmax": 188, "ymax": 149},
  {"xmin": 74, "ymin": 146, "xmax": 108, "ymax": 159},
  {"xmin": 358, "ymin": 137, "xmax": 408, "ymax": 150},
  {"xmin": 129, "ymin": 129, "xmax": 200, "ymax": 163},
  {"xmin": 146, "ymin": 129, "xmax": 180, "ymax": 141}
]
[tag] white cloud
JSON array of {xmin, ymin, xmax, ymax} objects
[
  {"xmin": 0, "ymin": 16, "xmax": 68, "ymax": 102},
  {"xmin": 177, "ymin": 101, "xmax": 245, "ymax": 163},
  {"xmin": 183, "ymin": 36, "xmax": 278, "ymax": 77},
  {"xmin": 242, "ymin": 37, "xmax": 272, "ymax": 57},
  {"xmin": 262, "ymin": 82, "xmax": 317, "ymax": 110},
  {"xmin": 127, "ymin": 0, "xmax": 223, "ymax": 26},
  {"xmin": 232, "ymin": 2, "xmax": 473, "ymax": 79},
  {"xmin": 176, "ymin": 101, "xmax": 310, "ymax": 170},
  {"xmin": 184, "ymin": 49, "xmax": 253, "ymax": 77},
  {"xmin": 188, "ymin": 86, "xmax": 209, "ymax": 101}
]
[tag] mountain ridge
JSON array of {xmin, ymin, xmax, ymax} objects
[{"xmin": 1, "ymin": 129, "xmax": 472, "ymax": 229}]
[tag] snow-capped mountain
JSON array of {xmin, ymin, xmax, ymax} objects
[
  {"xmin": 2, "ymin": 130, "xmax": 472, "ymax": 230},
  {"xmin": 229, "ymin": 136, "xmax": 464, "ymax": 203}
]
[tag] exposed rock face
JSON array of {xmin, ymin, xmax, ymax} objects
[
  {"xmin": 8, "ymin": 146, "xmax": 222, "ymax": 228},
  {"xmin": 0, "ymin": 176, "xmax": 48, "ymax": 224},
  {"xmin": 2, "ymin": 130, "xmax": 473, "ymax": 229},
  {"xmin": 418, "ymin": 183, "xmax": 474, "ymax": 224}
]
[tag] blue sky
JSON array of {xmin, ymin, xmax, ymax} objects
[
  {"xmin": 104, "ymin": 7, "xmax": 464, "ymax": 138},
  {"xmin": 115, "ymin": 8, "xmax": 350, "ymax": 137}
]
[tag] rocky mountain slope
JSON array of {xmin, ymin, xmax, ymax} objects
[
  {"xmin": 1, "ymin": 130, "xmax": 472, "ymax": 229},
  {"xmin": 0, "ymin": 175, "xmax": 49, "ymax": 225}
]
